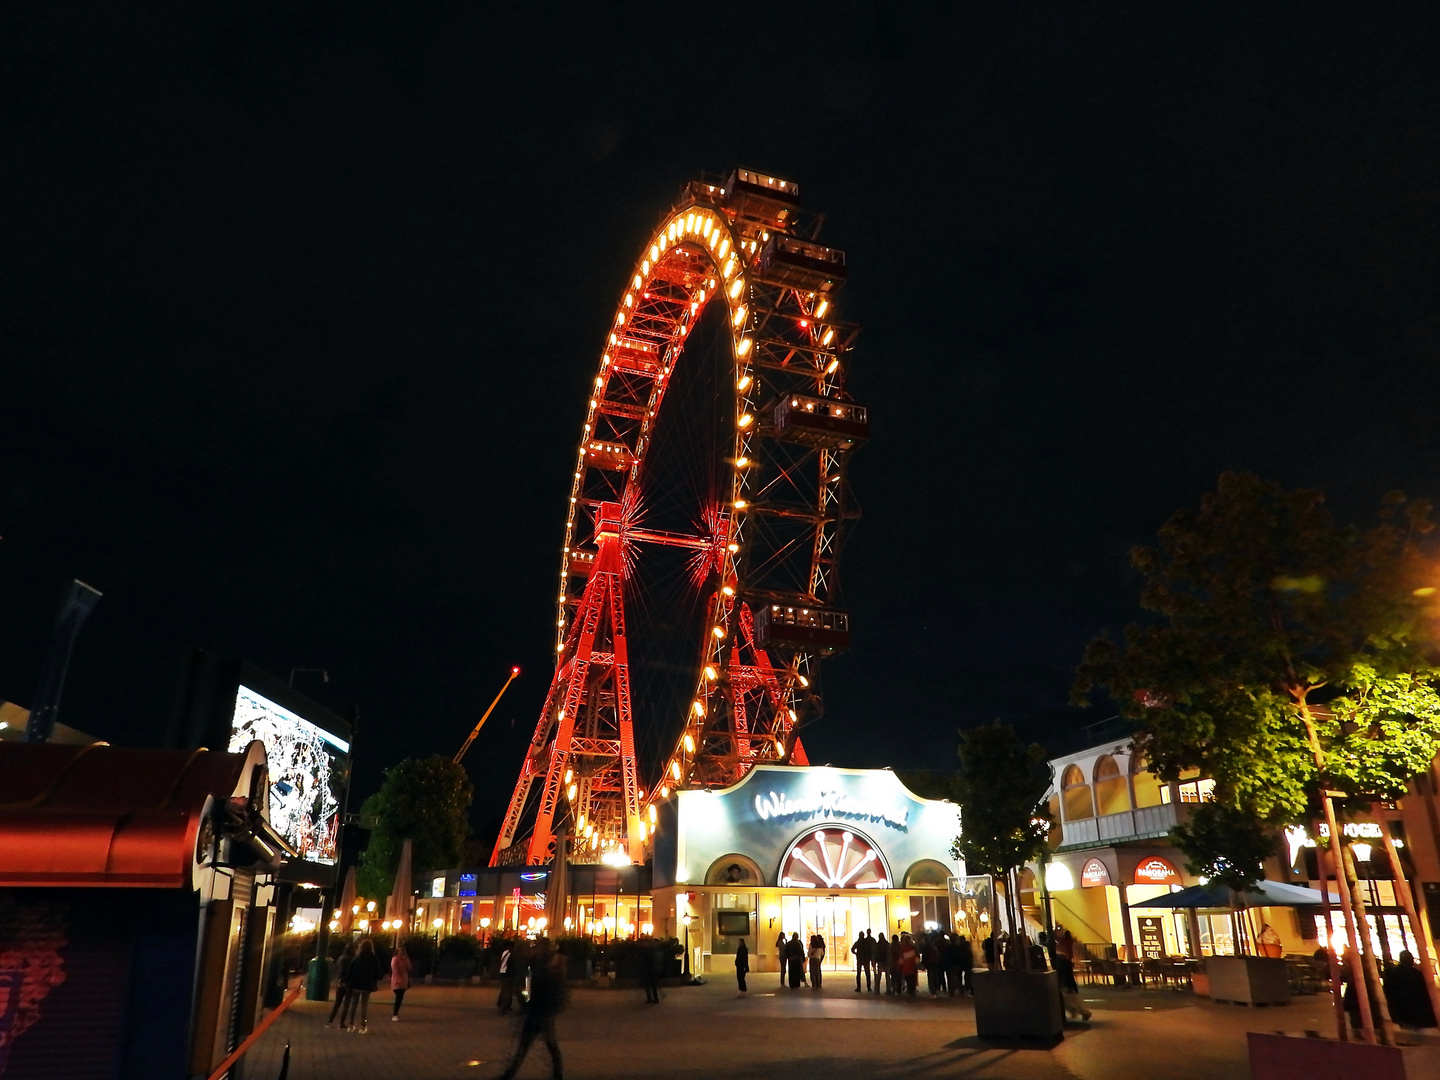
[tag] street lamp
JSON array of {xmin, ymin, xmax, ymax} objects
[{"xmin": 681, "ymin": 914, "xmax": 693, "ymax": 978}]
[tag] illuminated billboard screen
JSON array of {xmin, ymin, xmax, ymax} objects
[{"xmin": 227, "ymin": 684, "xmax": 350, "ymax": 866}]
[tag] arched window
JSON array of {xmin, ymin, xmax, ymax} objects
[
  {"xmin": 903, "ymin": 860, "xmax": 953, "ymax": 887},
  {"xmin": 1061, "ymin": 764, "xmax": 1094, "ymax": 821},
  {"xmin": 1045, "ymin": 794, "xmax": 1063, "ymax": 850},
  {"xmin": 1130, "ymin": 752, "xmax": 1167, "ymax": 809},
  {"xmin": 1093, "ymin": 754, "xmax": 1132, "ymax": 816},
  {"xmin": 779, "ymin": 826, "xmax": 890, "ymax": 889}
]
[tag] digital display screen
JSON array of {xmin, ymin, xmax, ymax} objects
[
  {"xmin": 716, "ymin": 912, "xmax": 750, "ymax": 936},
  {"xmin": 227, "ymin": 685, "xmax": 349, "ymax": 866}
]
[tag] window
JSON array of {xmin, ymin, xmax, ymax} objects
[
  {"xmin": 1061, "ymin": 764, "xmax": 1094, "ymax": 821},
  {"xmin": 1130, "ymin": 753, "xmax": 1167, "ymax": 809},
  {"xmin": 1178, "ymin": 778, "xmax": 1216, "ymax": 803},
  {"xmin": 1093, "ymin": 755, "xmax": 1132, "ymax": 816}
]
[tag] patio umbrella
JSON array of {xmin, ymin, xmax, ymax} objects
[
  {"xmin": 1129, "ymin": 879, "xmax": 1340, "ymax": 910},
  {"xmin": 544, "ymin": 826, "xmax": 568, "ymax": 937},
  {"xmin": 386, "ymin": 838, "xmax": 413, "ymax": 937},
  {"xmin": 338, "ymin": 865, "xmax": 357, "ymax": 933}
]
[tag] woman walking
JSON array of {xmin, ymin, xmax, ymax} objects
[
  {"xmin": 390, "ymin": 943, "xmax": 413, "ymax": 1021},
  {"xmin": 325, "ymin": 942, "xmax": 355, "ymax": 1028},
  {"xmin": 735, "ymin": 939, "xmax": 749, "ymax": 995},
  {"xmin": 346, "ymin": 938, "xmax": 381, "ymax": 1033}
]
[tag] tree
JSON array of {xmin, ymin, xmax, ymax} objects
[
  {"xmin": 948, "ymin": 722, "xmax": 1053, "ymax": 953},
  {"xmin": 356, "ymin": 755, "xmax": 474, "ymax": 900},
  {"xmin": 1072, "ymin": 472, "xmax": 1440, "ymax": 1043},
  {"xmin": 1169, "ymin": 802, "xmax": 1276, "ymax": 891},
  {"xmin": 1072, "ymin": 473, "xmax": 1440, "ymax": 823}
]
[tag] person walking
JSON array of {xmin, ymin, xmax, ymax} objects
[
  {"xmin": 390, "ymin": 943, "xmax": 413, "ymax": 1021},
  {"xmin": 785, "ymin": 932, "xmax": 805, "ymax": 989},
  {"xmin": 640, "ymin": 938, "xmax": 661, "ymax": 1004},
  {"xmin": 775, "ymin": 931, "xmax": 788, "ymax": 987},
  {"xmin": 735, "ymin": 939, "xmax": 749, "ymax": 995},
  {"xmin": 497, "ymin": 940, "xmax": 521, "ymax": 1013},
  {"xmin": 808, "ymin": 933, "xmax": 826, "ymax": 989},
  {"xmin": 325, "ymin": 942, "xmax": 355, "ymax": 1028},
  {"xmin": 942, "ymin": 935, "xmax": 962, "ymax": 997},
  {"xmin": 852, "ymin": 931, "xmax": 872, "ymax": 992},
  {"xmin": 499, "ymin": 946, "xmax": 566, "ymax": 1080},
  {"xmin": 1384, "ymin": 951, "xmax": 1438, "ymax": 1030},
  {"xmin": 956, "ymin": 934, "xmax": 974, "ymax": 995},
  {"xmin": 346, "ymin": 938, "xmax": 381, "ymax": 1033},
  {"xmin": 1054, "ymin": 951, "xmax": 1091, "ymax": 1021}
]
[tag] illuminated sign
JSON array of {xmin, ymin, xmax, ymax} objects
[
  {"xmin": 1133, "ymin": 857, "xmax": 1181, "ymax": 885},
  {"xmin": 1285, "ymin": 822, "xmax": 1388, "ymax": 866},
  {"xmin": 1080, "ymin": 858, "xmax": 1111, "ymax": 888},
  {"xmin": 228, "ymin": 685, "xmax": 349, "ymax": 866},
  {"xmin": 753, "ymin": 789, "xmax": 909, "ymax": 830}
]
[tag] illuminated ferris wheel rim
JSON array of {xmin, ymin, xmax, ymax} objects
[{"xmin": 555, "ymin": 185, "xmax": 848, "ymax": 795}]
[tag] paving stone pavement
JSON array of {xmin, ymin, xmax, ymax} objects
[{"xmin": 240, "ymin": 975, "xmax": 1333, "ymax": 1080}]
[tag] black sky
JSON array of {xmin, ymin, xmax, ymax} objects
[{"xmin": 4, "ymin": 3, "xmax": 1439, "ymax": 830}]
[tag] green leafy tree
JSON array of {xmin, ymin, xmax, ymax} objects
[
  {"xmin": 1072, "ymin": 472, "xmax": 1440, "ymax": 824},
  {"xmin": 356, "ymin": 755, "xmax": 473, "ymax": 900},
  {"xmin": 1169, "ymin": 802, "xmax": 1276, "ymax": 891},
  {"xmin": 948, "ymin": 722, "xmax": 1053, "ymax": 945}
]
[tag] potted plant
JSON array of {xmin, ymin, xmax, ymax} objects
[
  {"xmin": 951, "ymin": 722, "xmax": 1063, "ymax": 1043},
  {"xmin": 1075, "ymin": 474, "xmax": 1440, "ymax": 1076}
]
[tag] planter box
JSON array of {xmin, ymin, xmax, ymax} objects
[
  {"xmin": 1207, "ymin": 956, "xmax": 1289, "ymax": 1006},
  {"xmin": 972, "ymin": 969, "xmax": 1063, "ymax": 1043},
  {"xmin": 1249, "ymin": 1032, "xmax": 1440, "ymax": 1080}
]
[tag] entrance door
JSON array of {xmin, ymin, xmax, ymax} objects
[{"xmin": 783, "ymin": 895, "xmax": 889, "ymax": 969}]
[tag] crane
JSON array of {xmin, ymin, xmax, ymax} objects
[{"xmin": 454, "ymin": 666, "xmax": 521, "ymax": 764}]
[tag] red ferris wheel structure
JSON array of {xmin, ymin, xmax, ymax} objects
[{"xmin": 492, "ymin": 169, "xmax": 868, "ymax": 867}]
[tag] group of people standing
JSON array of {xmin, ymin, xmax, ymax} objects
[
  {"xmin": 765, "ymin": 928, "xmax": 977, "ymax": 997},
  {"xmin": 325, "ymin": 938, "xmax": 413, "ymax": 1033}
]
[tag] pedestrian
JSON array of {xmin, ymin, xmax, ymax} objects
[
  {"xmin": 874, "ymin": 932, "xmax": 890, "ymax": 993},
  {"xmin": 776, "ymin": 931, "xmax": 788, "ymax": 987},
  {"xmin": 346, "ymin": 938, "xmax": 381, "ymax": 1033},
  {"xmin": 390, "ymin": 943, "xmax": 413, "ymax": 1021},
  {"xmin": 735, "ymin": 939, "xmax": 749, "ymax": 995},
  {"xmin": 982, "ymin": 932, "xmax": 995, "ymax": 969},
  {"xmin": 942, "ymin": 934, "xmax": 962, "ymax": 997},
  {"xmin": 865, "ymin": 930, "xmax": 880, "ymax": 992},
  {"xmin": 499, "ymin": 946, "xmax": 566, "ymax": 1080},
  {"xmin": 897, "ymin": 933, "xmax": 919, "ymax": 997},
  {"xmin": 1054, "ymin": 951, "xmax": 1091, "ymax": 1021},
  {"xmin": 852, "ymin": 930, "xmax": 872, "ymax": 992},
  {"xmin": 957, "ymin": 934, "xmax": 974, "ymax": 994},
  {"xmin": 809, "ymin": 932, "xmax": 826, "ymax": 989},
  {"xmin": 785, "ymin": 932, "xmax": 805, "ymax": 989},
  {"xmin": 497, "ymin": 939, "xmax": 522, "ymax": 1013},
  {"xmin": 1384, "ymin": 951, "xmax": 1437, "ymax": 1030},
  {"xmin": 889, "ymin": 932, "xmax": 904, "ymax": 994},
  {"xmin": 864, "ymin": 933, "xmax": 887, "ymax": 996},
  {"xmin": 924, "ymin": 935, "xmax": 942, "ymax": 996},
  {"xmin": 640, "ymin": 938, "xmax": 661, "ymax": 1004},
  {"xmin": 325, "ymin": 942, "xmax": 355, "ymax": 1028}
]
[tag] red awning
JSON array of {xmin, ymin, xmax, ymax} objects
[{"xmin": 0, "ymin": 742, "xmax": 267, "ymax": 889}]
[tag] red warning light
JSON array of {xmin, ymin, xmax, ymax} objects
[{"xmin": 511, "ymin": 666, "xmax": 521, "ymax": 675}]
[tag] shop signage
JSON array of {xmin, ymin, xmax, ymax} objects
[
  {"xmin": 1133, "ymin": 857, "xmax": 1181, "ymax": 885},
  {"xmin": 1080, "ymin": 858, "xmax": 1111, "ymax": 888},
  {"xmin": 1137, "ymin": 916, "xmax": 1165, "ymax": 958},
  {"xmin": 1284, "ymin": 822, "xmax": 1386, "ymax": 866},
  {"xmin": 753, "ymin": 788, "xmax": 909, "ymax": 830}
]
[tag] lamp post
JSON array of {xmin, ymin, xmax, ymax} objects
[{"xmin": 681, "ymin": 914, "xmax": 692, "ymax": 978}]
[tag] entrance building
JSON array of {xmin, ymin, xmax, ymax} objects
[{"xmin": 651, "ymin": 765, "xmax": 963, "ymax": 974}]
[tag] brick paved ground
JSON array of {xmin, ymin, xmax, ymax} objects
[{"xmin": 241, "ymin": 974, "xmax": 1334, "ymax": 1080}]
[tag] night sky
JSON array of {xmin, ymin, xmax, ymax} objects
[{"xmin": 5, "ymin": 4, "xmax": 1439, "ymax": 835}]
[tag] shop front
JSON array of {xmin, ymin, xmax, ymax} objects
[{"xmin": 651, "ymin": 765, "xmax": 963, "ymax": 974}]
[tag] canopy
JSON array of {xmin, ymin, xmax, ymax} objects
[{"xmin": 1130, "ymin": 879, "xmax": 1340, "ymax": 910}]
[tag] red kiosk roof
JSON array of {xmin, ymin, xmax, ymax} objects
[{"xmin": 0, "ymin": 742, "xmax": 262, "ymax": 889}]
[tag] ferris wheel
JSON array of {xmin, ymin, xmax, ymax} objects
[{"xmin": 492, "ymin": 169, "xmax": 868, "ymax": 867}]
